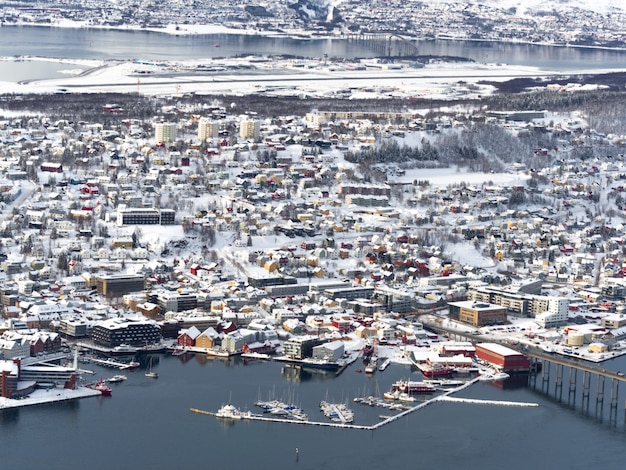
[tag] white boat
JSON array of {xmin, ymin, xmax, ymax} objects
[
  {"xmin": 215, "ymin": 404, "xmax": 244, "ymax": 420},
  {"xmin": 378, "ymin": 357, "xmax": 391, "ymax": 371},
  {"xmin": 107, "ymin": 374, "xmax": 127, "ymax": 383},
  {"xmin": 478, "ymin": 369, "xmax": 510, "ymax": 381},
  {"xmin": 145, "ymin": 358, "xmax": 158, "ymax": 379},
  {"xmin": 365, "ymin": 356, "xmax": 377, "ymax": 374}
]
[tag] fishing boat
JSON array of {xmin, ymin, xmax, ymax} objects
[{"xmin": 364, "ymin": 356, "xmax": 377, "ymax": 374}]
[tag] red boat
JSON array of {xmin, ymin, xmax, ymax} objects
[
  {"xmin": 89, "ymin": 377, "xmax": 112, "ymax": 396},
  {"xmin": 418, "ymin": 363, "xmax": 454, "ymax": 378}
]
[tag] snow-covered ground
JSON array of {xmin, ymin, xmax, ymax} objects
[{"xmin": 0, "ymin": 386, "xmax": 101, "ymax": 410}]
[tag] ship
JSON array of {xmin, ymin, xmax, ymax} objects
[
  {"xmin": 390, "ymin": 379, "xmax": 436, "ymax": 394},
  {"xmin": 364, "ymin": 356, "xmax": 377, "ymax": 374},
  {"xmin": 300, "ymin": 357, "xmax": 340, "ymax": 371},
  {"xmin": 88, "ymin": 377, "xmax": 112, "ymax": 396},
  {"xmin": 110, "ymin": 344, "xmax": 138, "ymax": 356}
]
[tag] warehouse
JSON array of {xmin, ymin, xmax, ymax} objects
[{"xmin": 475, "ymin": 342, "xmax": 530, "ymax": 373}]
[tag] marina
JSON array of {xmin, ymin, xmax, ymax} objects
[
  {"xmin": 85, "ymin": 357, "xmax": 140, "ymax": 370},
  {"xmin": 191, "ymin": 377, "xmax": 543, "ymax": 430}
]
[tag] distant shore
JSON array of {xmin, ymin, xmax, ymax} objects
[{"xmin": 3, "ymin": 19, "xmax": 626, "ymax": 53}]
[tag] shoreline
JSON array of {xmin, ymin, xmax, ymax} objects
[
  {"xmin": 2, "ymin": 20, "xmax": 626, "ymax": 54},
  {"xmin": 0, "ymin": 386, "xmax": 102, "ymax": 410}
]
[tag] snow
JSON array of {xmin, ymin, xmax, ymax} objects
[{"xmin": 0, "ymin": 386, "xmax": 101, "ymax": 409}]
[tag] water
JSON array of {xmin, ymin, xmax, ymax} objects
[
  {"xmin": 2, "ymin": 25, "xmax": 626, "ymax": 467},
  {"xmin": 2, "ymin": 353, "xmax": 625, "ymax": 469},
  {"xmin": 2, "ymin": 25, "xmax": 626, "ymax": 82}
]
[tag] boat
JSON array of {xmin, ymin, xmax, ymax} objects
[
  {"xmin": 478, "ymin": 370, "xmax": 510, "ymax": 381},
  {"xmin": 364, "ymin": 356, "xmax": 377, "ymax": 374},
  {"xmin": 390, "ymin": 379, "xmax": 436, "ymax": 394},
  {"xmin": 300, "ymin": 357, "xmax": 340, "ymax": 371},
  {"xmin": 88, "ymin": 377, "xmax": 112, "ymax": 396},
  {"xmin": 107, "ymin": 374, "xmax": 127, "ymax": 383},
  {"xmin": 362, "ymin": 340, "xmax": 374, "ymax": 358},
  {"xmin": 145, "ymin": 358, "xmax": 158, "ymax": 379},
  {"xmin": 215, "ymin": 404, "xmax": 244, "ymax": 420},
  {"xmin": 355, "ymin": 369, "xmax": 362, "ymax": 373},
  {"xmin": 423, "ymin": 378, "xmax": 465, "ymax": 388},
  {"xmin": 418, "ymin": 362, "xmax": 454, "ymax": 377},
  {"xmin": 378, "ymin": 357, "xmax": 391, "ymax": 372},
  {"xmin": 172, "ymin": 347, "xmax": 187, "ymax": 357},
  {"xmin": 207, "ymin": 348, "xmax": 231, "ymax": 358},
  {"xmin": 137, "ymin": 343, "xmax": 166, "ymax": 354},
  {"xmin": 110, "ymin": 344, "xmax": 138, "ymax": 356},
  {"xmin": 319, "ymin": 401, "xmax": 354, "ymax": 423}
]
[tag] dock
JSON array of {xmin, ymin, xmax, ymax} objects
[
  {"xmin": 86, "ymin": 357, "xmax": 138, "ymax": 370},
  {"xmin": 190, "ymin": 376, "xmax": 539, "ymax": 430},
  {"xmin": 438, "ymin": 396, "xmax": 539, "ymax": 407}
]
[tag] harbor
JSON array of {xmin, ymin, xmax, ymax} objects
[
  {"xmin": 0, "ymin": 386, "xmax": 101, "ymax": 410},
  {"xmin": 190, "ymin": 377, "xmax": 541, "ymax": 430}
]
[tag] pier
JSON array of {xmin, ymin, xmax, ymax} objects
[
  {"xmin": 421, "ymin": 316, "xmax": 626, "ymax": 425},
  {"xmin": 190, "ymin": 377, "xmax": 539, "ymax": 430},
  {"xmin": 86, "ymin": 357, "xmax": 138, "ymax": 370},
  {"xmin": 438, "ymin": 396, "xmax": 539, "ymax": 407}
]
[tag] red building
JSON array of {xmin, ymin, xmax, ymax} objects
[
  {"xmin": 40, "ymin": 162, "xmax": 63, "ymax": 173},
  {"xmin": 177, "ymin": 326, "xmax": 200, "ymax": 347},
  {"xmin": 475, "ymin": 343, "xmax": 530, "ymax": 373}
]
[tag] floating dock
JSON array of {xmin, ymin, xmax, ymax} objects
[{"xmin": 438, "ymin": 396, "xmax": 539, "ymax": 407}]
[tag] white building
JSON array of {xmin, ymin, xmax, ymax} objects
[
  {"xmin": 239, "ymin": 118, "xmax": 260, "ymax": 140},
  {"xmin": 198, "ymin": 119, "xmax": 219, "ymax": 140},
  {"xmin": 154, "ymin": 122, "xmax": 177, "ymax": 143}
]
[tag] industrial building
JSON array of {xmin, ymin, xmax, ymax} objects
[{"xmin": 475, "ymin": 343, "xmax": 530, "ymax": 373}]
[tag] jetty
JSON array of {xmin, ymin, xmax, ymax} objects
[
  {"xmin": 438, "ymin": 396, "xmax": 539, "ymax": 407},
  {"xmin": 86, "ymin": 357, "xmax": 138, "ymax": 370},
  {"xmin": 190, "ymin": 376, "xmax": 540, "ymax": 430}
]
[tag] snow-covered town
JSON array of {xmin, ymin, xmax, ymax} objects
[
  {"xmin": 2, "ymin": 0, "xmax": 626, "ymax": 49},
  {"xmin": 2, "ymin": 75, "xmax": 626, "ymax": 407}
]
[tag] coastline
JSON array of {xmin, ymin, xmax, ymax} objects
[
  {"xmin": 3, "ymin": 19, "xmax": 626, "ymax": 53},
  {"xmin": 0, "ymin": 386, "xmax": 102, "ymax": 410}
]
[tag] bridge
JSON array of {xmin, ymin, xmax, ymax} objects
[
  {"xmin": 420, "ymin": 314, "xmax": 626, "ymax": 426},
  {"xmin": 349, "ymin": 32, "xmax": 419, "ymax": 58}
]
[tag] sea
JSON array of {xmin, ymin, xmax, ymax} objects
[
  {"xmin": 2, "ymin": 25, "xmax": 626, "ymax": 82},
  {"xmin": 1, "ymin": 25, "xmax": 626, "ymax": 469},
  {"xmin": 1, "ymin": 351, "xmax": 625, "ymax": 470}
]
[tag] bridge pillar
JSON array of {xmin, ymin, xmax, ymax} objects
[
  {"xmin": 609, "ymin": 379, "xmax": 619, "ymax": 425},
  {"xmin": 582, "ymin": 370, "xmax": 591, "ymax": 410},
  {"xmin": 568, "ymin": 367, "xmax": 577, "ymax": 405},
  {"xmin": 555, "ymin": 363, "xmax": 563, "ymax": 400},
  {"xmin": 596, "ymin": 374, "xmax": 605, "ymax": 405},
  {"xmin": 541, "ymin": 360, "xmax": 550, "ymax": 392}
]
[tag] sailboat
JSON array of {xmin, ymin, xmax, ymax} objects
[{"xmin": 145, "ymin": 357, "xmax": 158, "ymax": 378}]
